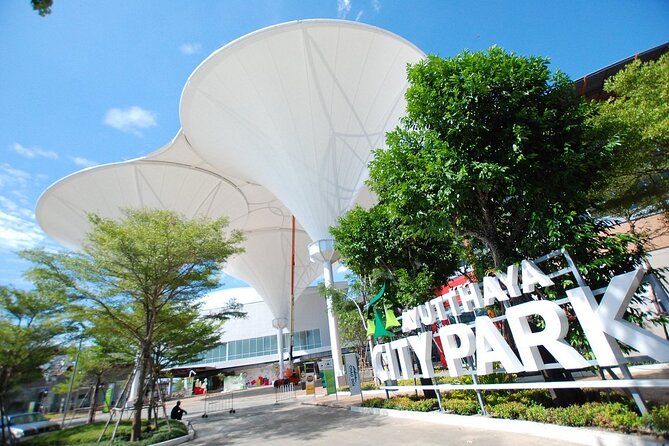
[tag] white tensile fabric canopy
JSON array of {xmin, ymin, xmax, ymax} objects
[
  {"xmin": 181, "ymin": 19, "xmax": 425, "ymax": 243},
  {"xmin": 36, "ymin": 20, "xmax": 425, "ymax": 374},
  {"xmin": 36, "ymin": 131, "xmax": 321, "ymax": 320}
]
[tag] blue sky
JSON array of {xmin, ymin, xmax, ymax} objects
[{"xmin": 1, "ymin": 0, "xmax": 667, "ymax": 289}]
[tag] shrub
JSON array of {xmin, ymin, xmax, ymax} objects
[
  {"xmin": 362, "ymin": 397, "xmax": 385, "ymax": 408},
  {"xmin": 523, "ymin": 404, "xmax": 551, "ymax": 423},
  {"xmin": 551, "ymin": 405, "xmax": 596, "ymax": 427},
  {"xmin": 21, "ymin": 420, "xmax": 187, "ymax": 446},
  {"xmin": 489, "ymin": 401, "xmax": 527, "ymax": 419},
  {"xmin": 646, "ymin": 405, "xmax": 669, "ymax": 432},
  {"xmin": 591, "ymin": 402, "xmax": 643, "ymax": 431},
  {"xmin": 442, "ymin": 398, "xmax": 480, "ymax": 415},
  {"xmin": 409, "ymin": 398, "xmax": 440, "ymax": 412}
]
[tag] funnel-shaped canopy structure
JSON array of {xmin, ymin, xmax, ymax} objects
[
  {"xmin": 223, "ymin": 228, "xmax": 316, "ymax": 319},
  {"xmin": 181, "ymin": 19, "xmax": 425, "ymax": 242},
  {"xmin": 36, "ymin": 19, "xmax": 425, "ymax": 378},
  {"xmin": 36, "ymin": 131, "xmax": 321, "ymax": 319}
]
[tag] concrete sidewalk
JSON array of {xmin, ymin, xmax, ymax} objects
[{"xmin": 176, "ymin": 385, "xmax": 664, "ymax": 446}]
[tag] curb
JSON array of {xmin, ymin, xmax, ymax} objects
[
  {"xmin": 149, "ymin": 422, "xmax": 196, "ymax": 446},
  {"xmin": 350, "ymin": 406, "xmax": 668, "ymax": 446}
]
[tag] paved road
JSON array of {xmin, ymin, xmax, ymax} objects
[{"xmin": 178, "ymin": 393, "xmax": 581, "ymax": 446}]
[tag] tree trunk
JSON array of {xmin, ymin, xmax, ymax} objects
[
  {"xmin": 147, "ymin": 368, "xmax": 156, "ymax": 430},
  {"xmin": 1, "ymin": 394, "xmax": 8, "ymax": 446},
  {"xmin": 87, "ymin": 375, "xmax": 101, "ymax": 424},
  {"xmin": 131, "ymin": 346, "xmax": 150, "ymax": 442}
]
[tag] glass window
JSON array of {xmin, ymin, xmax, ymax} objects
[
  {"xmin": 250, "ymin": 338, "xmax": 257, "ymax": 355},
  {"xmin": 312, "ymin": 329, "xmax": 321, "ymax": 348}
]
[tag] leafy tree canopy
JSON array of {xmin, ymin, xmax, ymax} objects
[
  {"xmin": 21, "ymin": 208, "xmax": 244, "ymax": 441},
  {"xmin": 588, "ymin": 53, "xmax": 669, "ymax": 219},
  {"xmin": 31, "ymin": 0, "xmax": 52, "ymax": 16},
  {"xmin": 368, "ymin": 47, "xmax": 614, "ymax": 271},
  {"xmin": 331, "ymin": 203, "xmax": 461, "ymax": 307},
  {"xmin": 0, "ymin": 284, "xmax": 70, "ymax": 432}
]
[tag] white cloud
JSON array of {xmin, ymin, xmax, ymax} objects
[
  {"xmin": 71, "ymin": 156, "xmax": 98, "ymax": 168},
  {"xmin": 355, "ymin": 10, "xmax": 364, "ymax": 21},
  {"xmin": 0, "ymin": 163, "xmax": 51, "ymax": 255},
  {"xmin": 9, "ymin": 143, "xmax": 58, "ymax": 160},
  {"xmin": 0, "ymin": 205, "xmax": 45, "ymax": 251},
  {"xmin": 179, "ymin": 42, "xmax": 202, "ymax": 55},
  {"xmin": 0, "ymin": 164, "xmax": 31, "ymax": 189},
  {"xmin": 103, "ymin": 106, "xmax": 157, "ymax": 136},
  {"xmin": 337, "ymin": 0, "xmax": 352, "ymax": 17},
  {"xmin": 372, "ymin": 0, "xmax": 381, "ymax": 12}
]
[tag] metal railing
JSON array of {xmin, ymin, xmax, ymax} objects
[
  {"xmin": 201, "ymin": 392, "xmax": 236, "ymax": 418},
  {"xmin": 274, "ymin": 383, "xmax": 296, "ymax": 404}
]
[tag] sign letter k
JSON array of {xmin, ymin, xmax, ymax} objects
[{"xmin": 567, "ymin": 268, "xmax": 669, "ymax": 367}]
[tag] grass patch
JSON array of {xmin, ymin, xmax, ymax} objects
[{"xmin": 21, "ymin": 419, "xmax": 188, "ymax": 446}]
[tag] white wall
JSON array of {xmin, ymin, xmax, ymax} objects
[{"xmin": 188, "ymin": 284, "xmax": 334, "ymax": 371}]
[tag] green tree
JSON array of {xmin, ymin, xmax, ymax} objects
[
  {"xmin": 31, "ymin": 0, "xmax": 52, "ymax": 16},
  {"xmin": 0, "ymin": 286, "xmax": 70, "ymax": 444},
  {"xmin": 153, "ymin": 299, "xmax": 245, "ymax": 372},
  {"xmin": 319, "ymin": 280, "xmax": 374, "ymax": 368},
  {"xmin": 355, "ymin": 47, "xmax": 653, "ymax": 406},
  {"xmin": 588, "ymin": 53, "xmax": 669, "ymax": 221},
  {"xmin": 331, "ymin": 203, "xmax": 461, "ymax": 308},
  {"xmin": 51, "ymin": 344, "xmax": 130, "ymax": 425},
  {"xmin": 369, "ymin": 47, "xmax": 613, "ymax": 273},
  {"xmin": 22, "ymin": 208, "xmax": 244, "ymax": 442}
]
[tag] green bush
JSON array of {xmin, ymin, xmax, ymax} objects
[
  {"xmin": 523, "ymin": 404, "xmax": 551, "ymax": 423},
  {"xmin": 21, "ymin": 419, "xmax": 187, "ymax": 446},
  {"xmin": 361, "ymin": 397, "xmax": 385, "ymax": 408},
  {"xmin": 442, "ymin": 398, "xmax": 480, "ymax": 415},
  {"xmin": 551, "ymin": 405, "xmax": 596, "ymax": 427},
  {"xmin": 646, "ymin": 405, "xmax": 669, "ymax": 432},
  {"xmin": 382, "ymin": 396, "xmax": 438, "ymax": 412},
  {"xmin": 360, "ymin": 395, "xmax": 438, "ymax": 412},
  {"xmin": 360, "ymin": 389, "xmax": 666, "ymax": 435},
  {"xmin": 590, "ymin": 402, "xmax": 643, "ymax": 431},
  {"xmin": 361, "ymin": 382, "xmax": 379, "ymax": 390},
  {"xmin": 488, "ymin": 401, "xmax": 527, "ymax": 419}
]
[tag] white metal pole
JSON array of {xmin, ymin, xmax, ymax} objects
[
  {"xmin": 276, "ymin": 327, "xmax": 285, "ymax": 378},
  {"xmin": 323, "ymin": 259, "xmax": 344, "ymax": 385}
]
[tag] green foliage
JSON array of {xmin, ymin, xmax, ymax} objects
[
  {"xmin": 441, "ymin": 398, "xmax": 480, "ymax": 415},
  {"xmin": 645, "ymin": 405, "xmax": 669, "ymax": 433},
  {"xmin": 21, "ymin": 208, "xmax": 244, "ymax": 441},
  {"xmin": 368, "ymin": 46, "xmax": 614, "ymax": 272},
  {"xmin": 360, "ymin": 390, "xmax": 669, "ymax": 434},
  {"xmin": 488, "ymin": 401, "xmax": 527, "ymax": 419},
  {"xmin": 0, "ymin": 285, "xmax": 70, "ymax": 408},
  {"xmin": 361, "ymin": 395, "xmax": 439, "ymax": 412},
  {"xmin": 588, "ymin": 53, "xmax": 669, "ymax": 218},
  {"xmin": 331, "ymin": 203, "xmax": 460, "ymax": 308},
  {"xmin": 31, "ymin": 0, "xmax": 52, "ymax": 16},
  {"xmin": 21, "ymin": 419, "xmax": 188, "ymax": 446},
  {"xmin": 317, "ymin": 281, "xmax": 371, "ymax": 365},
  {"xmin": 362, "ymin": 397, "xmax": 384, "ymax": 408}
]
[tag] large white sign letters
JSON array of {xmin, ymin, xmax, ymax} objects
[{"xmin": 372, "ymin": 259, "xmax": 669, "ymax": 381}]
